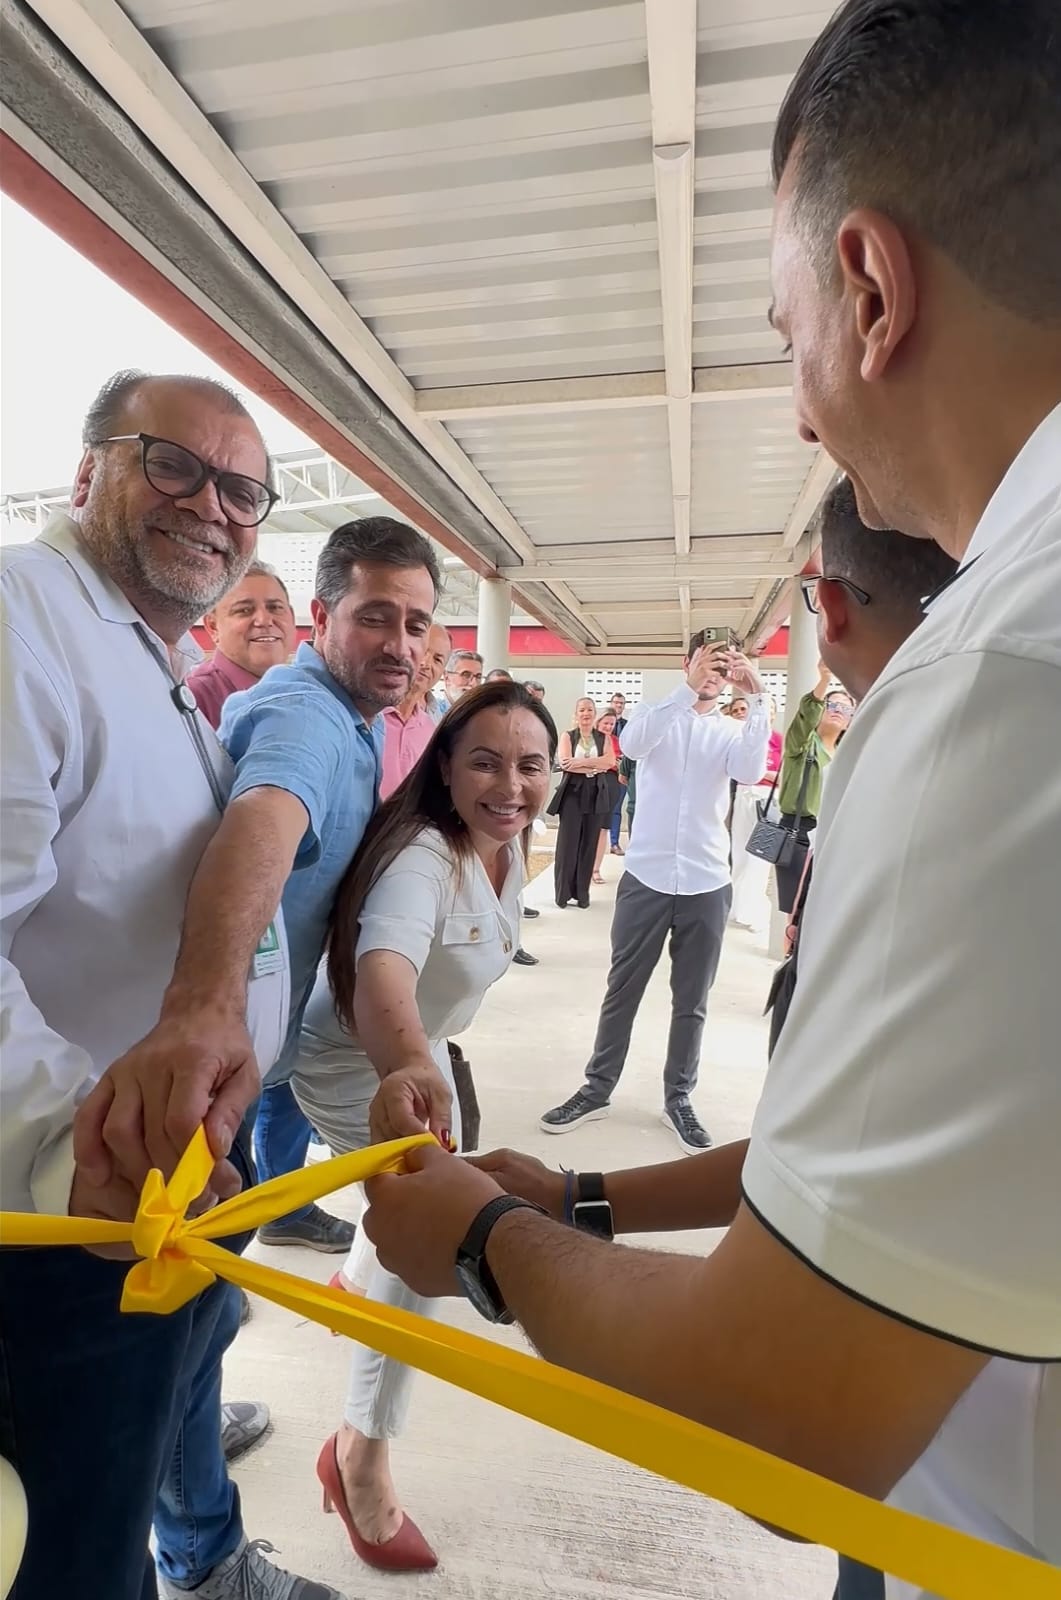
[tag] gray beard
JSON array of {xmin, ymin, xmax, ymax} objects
[{"xmin": 90, "ymin": 513, "xmax": 251, "ymax": 632}]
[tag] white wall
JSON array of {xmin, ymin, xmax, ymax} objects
[{"xmin": 520, "ymin": 666, "xmax": 685, "ymax": 731}]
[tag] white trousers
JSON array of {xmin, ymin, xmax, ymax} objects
[
  {"xmin": 729, "ymin": 784, "xmax": 774, "ymax": 936},
  {"xmin": 292, "ymin": 1039, "xmax": 461, "ymax": 1440}
]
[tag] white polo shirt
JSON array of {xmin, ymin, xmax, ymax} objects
[
  {"xmin": 1, "ymin": 516, "xmax": 289, "ymax": 1215},
  {"xmin": 743, "ymin": 405, "xmax": 1061, "ymax": 1585}
]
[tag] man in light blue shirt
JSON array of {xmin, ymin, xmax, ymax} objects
[{"xmin": 218, "ymin": 519, "xmax": 441, "ymax": 1252}]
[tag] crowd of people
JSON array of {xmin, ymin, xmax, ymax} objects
[{"xmin": 1, "ymin": 3, "xmax": 1059, "ymax": 1600}]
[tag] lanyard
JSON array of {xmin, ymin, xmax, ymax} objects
[{"xmin": 134, "ymin": 625, "xmax": 228, "ymax": 816}]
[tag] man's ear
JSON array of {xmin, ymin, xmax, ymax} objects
[
  {"xmin": 309, "ymin": 597, "xmax": 328, "ymax": 642},
  {"xmin": 71, "ymin": 448, "xmax": 97, "ymax": 511},
  {"xmin": 835, "ymin": 208, "xmax": 916, "ymax": 385},
  {"xmin": 203, "ymin": 610, "xmax": 221, "ymax": 646},
  {"xmin": 816, "ymin": 577, "xmax": 851, "ymax": 647}
]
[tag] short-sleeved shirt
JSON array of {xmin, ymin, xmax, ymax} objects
[
  {"xmin": 220, "ymin": 642, "xmax": 383, "ymax": 1080},
  {"xmin": 298, "ymin": 828, "xmax": 523, "ymax": 1072},
  {"xmin": 743, "ymin": 404, "xmax": 1061, "ymax": 1581}
]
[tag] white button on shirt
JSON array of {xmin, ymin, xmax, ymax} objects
[
  {"xmin": 0, "ymin": 516, "xmax": 289, "ymax": 1214},
  {"xmin": 743, "ymin": 405, "xmax": 1061, "ymax": 1582},
  {"xmin": 619, "ymin": 685, "xmax": 771, "ymax": 895}
]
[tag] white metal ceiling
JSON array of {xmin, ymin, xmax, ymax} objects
[{"xmin": 19, "ymin": 0, "xmax": 840, "ymax": 656}]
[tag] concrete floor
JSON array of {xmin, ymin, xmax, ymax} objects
[{"xmin": 227, "ymin": 853, "xmax": 836, "ymax": 1600}]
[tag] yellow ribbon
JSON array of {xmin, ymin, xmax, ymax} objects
[{"xmin": 1, "ymin": 1130, "xmax": 1057, "ymax": 1600}]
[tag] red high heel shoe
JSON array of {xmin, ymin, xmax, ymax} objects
[{"xmin": 316, "ymin": 1434, "xmax": 438, "ymax": 1572}]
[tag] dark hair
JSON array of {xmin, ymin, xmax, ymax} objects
[
  {"xmin": 819, "ymin": 478, "xmax": 957, "ymax": 621},
  {"xmin": 772, "ymin": 0, "xmax": 1061, "ymax": 321},
  {"xmin": 315, "ymin": 517, "xmax": 441, "ymax": 610},
  {"xmin": 486, "ymin": 667, "xmax": 514, "ymax": 681},
  {"xmin": 327, "ymin": 681, "xmax": 557, "ymax": 1031},
  {"xmin": 82, "ymin": 369, "xmax": 257, "ymax": 446}
]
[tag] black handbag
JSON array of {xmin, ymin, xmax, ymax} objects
[
  {"xmin": 745, "ymin": 752, "xmax": 815, "ymax": 867},
  {"xmin": 447, "ymin": 1040, "xmax": 481, "ymax": 1153}
]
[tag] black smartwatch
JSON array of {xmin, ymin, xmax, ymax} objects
[
  {"xmin": 455, "ymin": 1195, "xmax": 547, "ymax": 1324},
  {"xmin": 572, "ymin": 1173, "xmax": 614, "ymax": 1241}
]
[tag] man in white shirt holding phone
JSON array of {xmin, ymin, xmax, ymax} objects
[{"xmin": 540, "ymin": 631, "xmax": 770, "ymax": 1153}]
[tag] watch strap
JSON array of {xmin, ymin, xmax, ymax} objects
[
  {"xmin": 458, "ymin": 1194, "xmax": 546, "ymax": 1265},
  {"xmin": 456, "ymin": 1195, "xmax": 547, "ymax": 1326},
  {"xmin": 572, "ymin": 1172, "xmax": 614, "ymax": 1241}
]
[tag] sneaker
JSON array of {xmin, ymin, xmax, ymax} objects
[
  {"xmin": 539, "ymin": 1090, "xmax": 610, "ymax": 1134},
  {"xmin": 523, "ymin": 906, "xmax": 541, "ymax": 919},
  {"xmin": 222, "ymin": 1401, "xmax": 270, "ymax": 1463},
  {"xmin": 513, "ymin": 947, "xmax": 539, "ymax": 966},
  {"xmin": 159, "ymin": 1537, "xmax": 347, "ymax": 1599},
  {"xmin": 662, "ymin": 1100, "xmax": 712, "ymax": 1155},
  {"xmin": 257, "ymin": 1205, "xmax": 355, "ymax": 1253}
]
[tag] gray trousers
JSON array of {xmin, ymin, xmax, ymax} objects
[{"xmin": 584, "ymin": 872, "xmax": 731, "ymax": 1110}]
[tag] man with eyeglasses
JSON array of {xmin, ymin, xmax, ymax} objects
[
  {"xmin": 436, "ymin": 647, "xmax": 483, "ymax": 712},
  {"xmin": 0, "ymin": 370, "xmax": 345, "ymax": 1599}
]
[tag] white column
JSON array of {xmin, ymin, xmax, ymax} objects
[
  {"xmin": 768, "ymin": 591, "xmax": 821, "ymax": 958},
  {"xmin": 476, "ymin": 576, "xmax": 512, "ymax": 672},
  {"xmin": 783, "ymin": 584, "xmax": 821, "ymax": 720}
]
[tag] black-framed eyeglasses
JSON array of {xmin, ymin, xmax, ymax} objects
[
  {"xmin": 799, "ymin": 574, "xmax": 872, "ymax": 614},
  {"xmin": 102, "ymin": 433, "xmax": 277, "ymax": 528}
]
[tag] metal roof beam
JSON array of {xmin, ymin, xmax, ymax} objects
[
  {"xmin": 739, "ymin": 453, "xmax": 836, "ymax": 640},
  {"xmin": 501, "ymin": 558, "xmax": 798, "ymax": 584},
  {"xmin": 414, "ymin": 364, "xmax": 790, "ymax": 419},
  {"xmin": 645, "ymin": 0, "xmax": 698, "ymax": 570},
  {"xmin": 527, "ymin": 535, "xmax": 785, "ymax": 564}
]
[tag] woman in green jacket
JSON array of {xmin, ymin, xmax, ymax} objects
[{"xmin": 775, "ymin": 660, "xmax": 853, "ymax": 910}]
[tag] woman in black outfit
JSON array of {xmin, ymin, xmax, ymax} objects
[{"xmin": 548, "ymin": 697, "xmax": 617, "ymax": 908}]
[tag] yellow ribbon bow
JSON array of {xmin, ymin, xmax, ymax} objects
[{"xmin": 1, "ymin": 1130, "xmax": 1058, "ymax": 1600}]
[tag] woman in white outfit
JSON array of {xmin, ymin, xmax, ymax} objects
[{"xmin": 292, "ymin": 680, "xmax": 557, "ymax": 1573}]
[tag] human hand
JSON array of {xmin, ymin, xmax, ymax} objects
[
  {"xmin": 363, "ymin": 1142, "xmax": 504, "ymax": 1297},
  {"xmin": 722, "ymin": 650, "xmax": 764, "ymax": 694},
  {"xmin": 68, "ymin": 1163, "xmax": 144, "ymax": 1260},
  {"xmin": 72, "ymin": 1008, "xmax": 259, "ymax": 1203},
  {"xmin": 369, "ymin": 1063, "xmax": 454, "ymax": 1145},
  {"xmin": 467, "ymin": 1148, "xmax": 565, "ymax": 1219},
  {"xmin": 685, "ymin": 645, "xmax": 730, "ymax": 695}
]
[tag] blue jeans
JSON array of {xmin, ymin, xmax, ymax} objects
[
  {"xmin": 833, "ymin": 1556, "xmax": 887, "ymax": 1600},
  {"xmin": 254, "ymin": 1077, "xmax": 313, "ymax": 1225},
  {"xmin": 0, "ymin": 1216, "xmax": 250, "ymax": 1600},
  {"xmin": 154, "ymin": 1282, "xmax": 245, "ymax": 1589},
  {"xmin": 609, "ymin": 791, "xmax": 625, "ymax": 847}
]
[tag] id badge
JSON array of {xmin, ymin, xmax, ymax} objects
[{"xmin": 252, "ymin": 920, "xmax": 284, "ymax": 979}]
